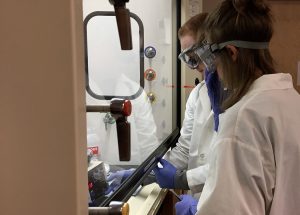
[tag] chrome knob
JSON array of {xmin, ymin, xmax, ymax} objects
[{"xmin": 144, "ymin": 46, "xmax": 156, "ymax": 58}]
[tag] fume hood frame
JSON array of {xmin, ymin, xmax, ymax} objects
[{"xmin": 84, "ymin": 11, "xmax": 144, "ymax": 100}]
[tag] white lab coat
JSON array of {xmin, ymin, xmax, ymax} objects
[
  {"xmin": 164, "ymin": 81, "xmax": 215, "ymax": 195},
  {"xmin": 197, "ymin": 73, "xmax": 300, "ymax": 215}
]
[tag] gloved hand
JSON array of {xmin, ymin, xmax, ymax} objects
[
  {"xmin": 153, "ymin": 158, "xmax": 177, "ymax": 189},
  {"xmin": 205, "ymin": 69, "xmax": 221, "ymax": 131},
  {"xmin": 175, "ymin": 194, "xmax": 198, "ymax": 215},
  {"xmin": 105, "ymin": 168, "xmax": 135, "ymax": 195}
]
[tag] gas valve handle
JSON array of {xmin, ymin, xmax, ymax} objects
[
  {"xmin": 109, "ymin": 0, "xmax": 132, "ymax": 50},
  {"xmin": 86, "ymin": 99, "xmax": 132, "ymax": 161},
  {"xmin": 110, "ymin": 99, "xmax": 131, "ymax": 161},
  {"xmin": 116, "ymin": 118, "xmax": 131, "ymax": 161}
]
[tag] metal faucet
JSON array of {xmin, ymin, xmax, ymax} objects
[{"xmin": 86, "ymin": 98, "xmax": 132, "ymax": 161}]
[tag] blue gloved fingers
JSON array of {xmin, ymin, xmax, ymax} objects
[
  {"xmin": 152, "ymin": 166, "xmax": 164, "ymax": 188},
  {"xmin": 158, "ymin": 158, "xmax": 169, "ymax": 167},
  {"xmin": 107, "ymin": 171, "xmax": 124, "ymax": 182},
  {"xmin": 125, "ymin": 168, "xmax": 136, "ymax": 177},
  {"xmin": 158, "ymin": 158, "xmax": 177, "ymax": 170},
  {"xmin": 107, "ymin": 172, "xmax": 118, "ymax": 181},
  {"xmin": 175, "ymin": 194, "xmax": 198, "ymax": 215},
  {"xmin": 153, "ymin": 159, "xmax": 177, "ymax": 189},
  {"xmin": 105, "ymin": 169, "xmax": 136, "ymax": 196},
  {"xmin": 175, "ymin": 199, "xmax": 190, "ymax": 215},
  {"xmin": 175, "ymin": 202, "xmax": 182, "ymax": 215},
  {"xmin": 179, "ymin": 194, "xmax": 185, "ymax": 200},
  {"xmin": 107, "ymin": 169, "xmax": 135, "ymax": 182},
  {"xmin": 152, "ymin": 166, "xmax": 159, "ymax": 174},
  {"xmin": 105, "ymin": 179, "xmax": 120, "ymax": 195},
  {"xmin": 190, "ymin": 203, "xmax": 198, "ymax": 215}
]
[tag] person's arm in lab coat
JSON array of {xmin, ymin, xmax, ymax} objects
[{"xmin": 185, "ymin": 164, "xmax": 208, "ymax": 193}]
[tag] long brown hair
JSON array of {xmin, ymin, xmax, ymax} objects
[{"xmin": 205, "ymin": 0, "xmax": 277, "ymax": 110}]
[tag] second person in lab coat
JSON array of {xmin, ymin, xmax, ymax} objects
[{"xmin": 153, "ymin": 13, "xmax": 220, "ymax": 209}]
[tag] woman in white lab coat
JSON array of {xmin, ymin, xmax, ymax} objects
[
  {"xmin": 188, "ymin": 0, "xmax": 300, "ymax": 214},
  {"xmin": 154, "ymin": 13, "xmax": 219, "ymax": 200}
]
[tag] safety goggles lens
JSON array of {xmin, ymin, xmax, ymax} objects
[
  {"xmin": 194, "ymin": 44, "xmax": 216, "ymax": 70},
  {"xmin": 178, "ymin": 46, "xmax": 201, "ymax": 69}
]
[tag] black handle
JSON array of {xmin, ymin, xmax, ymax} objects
[
  {"xmin": 116, "ymin": 117, "xmax": 131, "ymax": 161},
  {"xmin": 109, "ymin": 0, "xmax": 132, "ymax": 50}
]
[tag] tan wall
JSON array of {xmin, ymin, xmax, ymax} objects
[
  {"xmin": 202, "ymin": 0, "xmax": 222, "ymax": 13},
  {"xmin": 269, "ymin": 1, "xmax": 300, "ymax": 93},
  {"xmin": 0, "ymin": 1, "xmax": 87, "ymax": 215},
  {"xmin": 180, "ymin": 0, "xmax": 200, "ymax": 120}
]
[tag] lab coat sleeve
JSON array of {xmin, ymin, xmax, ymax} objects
[
  {"xmin": 186, "ymin": 164, "xmax": 208, "ymax": 193},
  {"xmin": 163, "ymin": 85, "xmax": 199, "ymax": 170},
  {"xmin": 197, "ymin": 138, "xmax": 267, "ymax": 215}
]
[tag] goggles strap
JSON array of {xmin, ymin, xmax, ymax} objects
[{"xmin": 211, "ymin": 40, "xmax": 269, "ymax": 52}]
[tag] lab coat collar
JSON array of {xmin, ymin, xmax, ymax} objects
[{"xmin": 248, "ymin": 73, "xmax": 293, "ymax": 94}]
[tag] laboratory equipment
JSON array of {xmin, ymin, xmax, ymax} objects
[
  {"xmin": 88, "ymin": 161, "xmax": 108, "ymax": 205},
  {"xmin": 86, "ymin": 98, "xmax": 132, "ymax": 161}
]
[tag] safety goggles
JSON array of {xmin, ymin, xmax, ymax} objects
[
  {"xmin": 178, "ymin": 45, "xmax": 201, "ymax": 69},
  {"xmin": 194, "ymin": 40, "xmax": 269, "ymax": 70}
]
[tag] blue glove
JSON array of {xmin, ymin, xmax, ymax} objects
[
  {"xmin": 153, "ymin": 158, "xmax": 177, "ymax": 189},
  {"xmin": 205, "ymin": 69, "xmax": 221, "ymax": 131},
  {"xmin": 175, "ymin": 194, "xmax": 198, "ymax": 215},
  {"xmin": 105, "ymin": 168, "xmax": 135, "ymax": 195}
]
